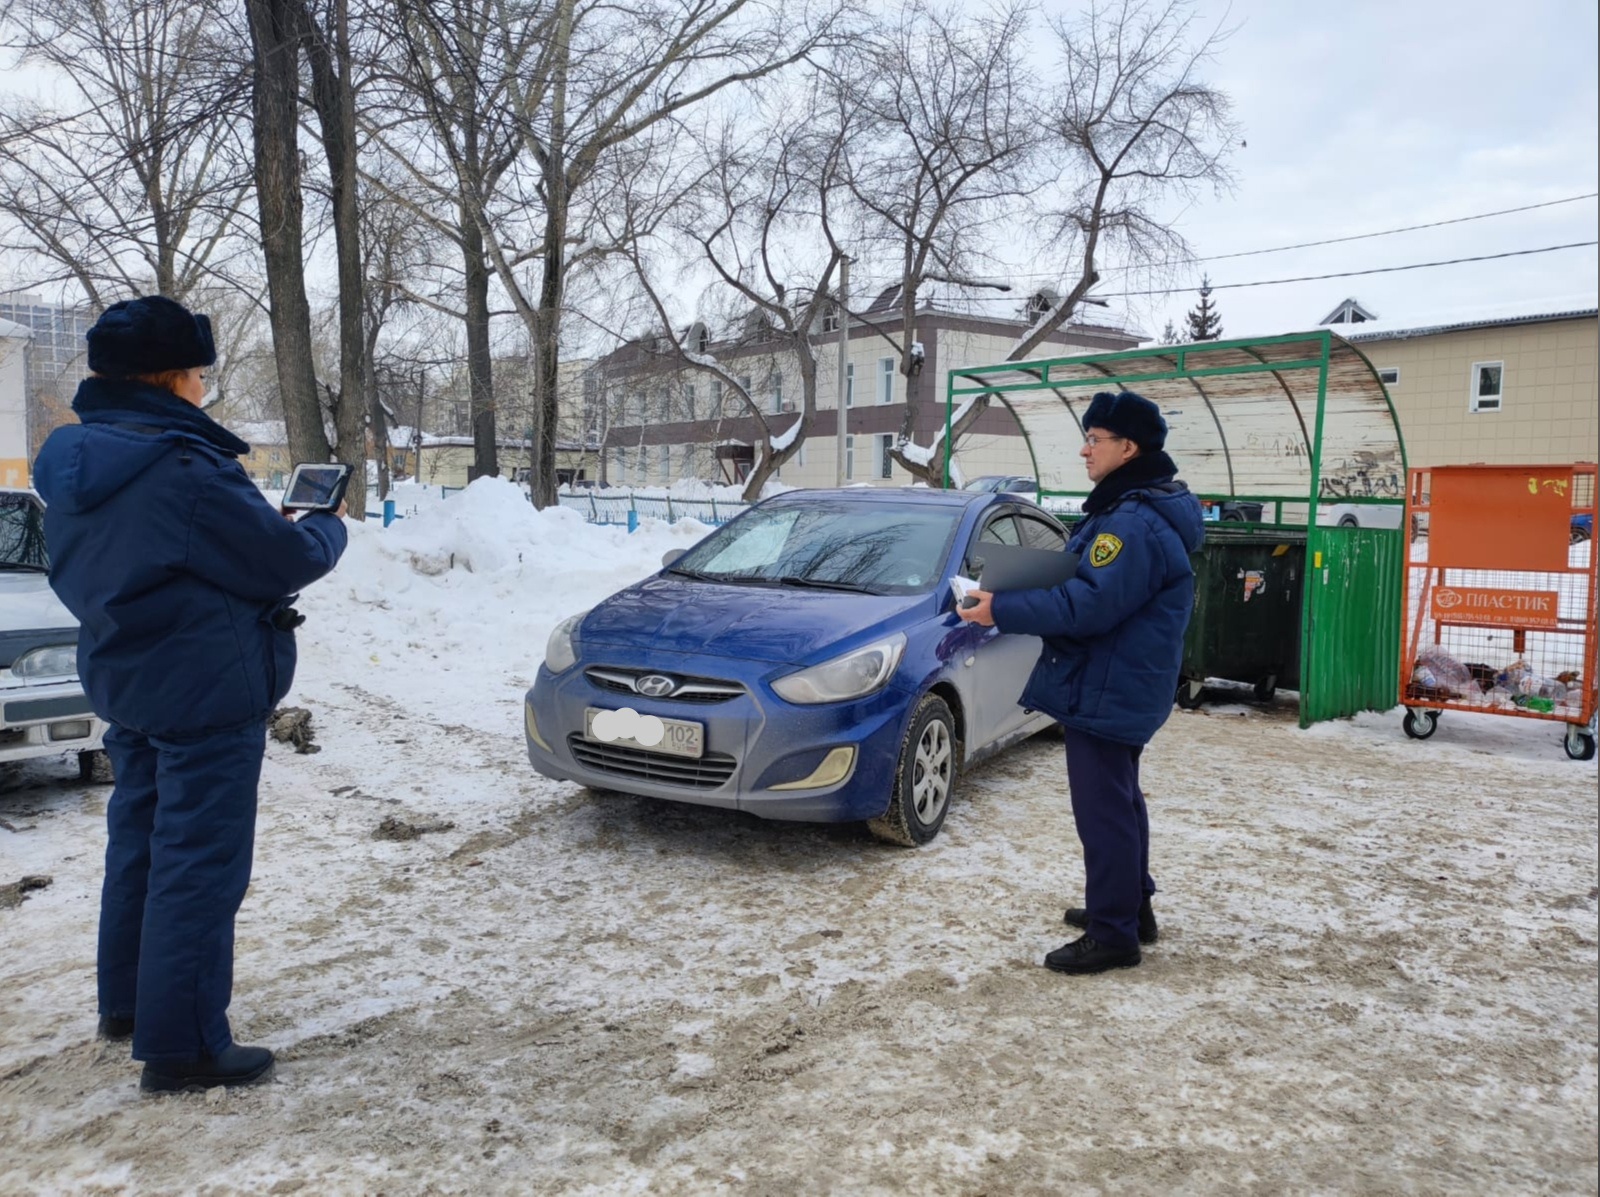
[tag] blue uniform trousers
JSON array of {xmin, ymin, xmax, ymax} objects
[
  {"xmin": 97, "ymin": 718, "xmax": 267, "ymax": 1062},
  {"xmin": 1061, "ymin": 727, "xmax": 1156, "ymax": 951}
]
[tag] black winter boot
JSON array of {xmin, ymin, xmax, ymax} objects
[
  {"xmin": 1043, "ymin": 934, "xmax": 1142, "ymax": 975},
  {"xmin": 139, "ymin": 1045, "xmax": 275, "ymax": 1094},
  {"xmin": 1063, "ymin": 897, "xmax": 1158, "ymax": 944}
]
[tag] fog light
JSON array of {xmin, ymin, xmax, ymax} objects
[
  {"xmin": 524, "ymin": 701, "xmax": 551, "ymax": 751},
  {"xmin": 48, "ymin": 720, "xmax": 92, "ymax": 741},
  {"xmin": 769, "ymin": 746, "xmax": 856, "ymax": 791}
]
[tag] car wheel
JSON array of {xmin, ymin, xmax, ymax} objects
[
  {"xmin": 1220, "ymin": 510, "xmax": 1244, "ymax": 522},
  {"xmin": 867, "ymin": 694, "xmax": 956, "ymax": 847},
  {"xmin": 1572, "ymin": 524, "xmax": 1592, "ymax": 545},
  {"xmin": 78, "ymin": 749, "xmax": 115, "ymax": 784},
  {"xmin": 1338, "ymin": 515, "xmax": 1359, "ymax": 529}
]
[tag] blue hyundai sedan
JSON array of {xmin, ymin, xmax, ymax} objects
[{"xmin": 523, "ymin": 488, "xmax": 1068, "ymax": 845}]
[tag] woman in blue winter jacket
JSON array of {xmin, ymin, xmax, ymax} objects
[
  {"xmin": 958, "ymin": 389, "xmax": 1204, "ymax": 976},
  {"xmin": 32, "ymin": 295, "xmax": 348, "ymax": 1092}
]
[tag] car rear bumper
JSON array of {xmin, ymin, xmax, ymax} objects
[
  {"xmin": 524, "ymin": 650, "xmax": 916, "ymax": 823},
  {"xmin": 0, "ymin": 679, "xmax": 106, "ymax": 764}
]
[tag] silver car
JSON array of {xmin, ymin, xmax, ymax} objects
[{"xmin": 0, "ymin": 489, "xmax": 110, "ymax": 780}]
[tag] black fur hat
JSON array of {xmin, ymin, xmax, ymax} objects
[
  {"xmin": 86, "ymin": 295, "xmax": 216, "ymax": 378},
  {"xmin": 1082, "ymin": 389, "xmax": 1166, "ymax": 452}
]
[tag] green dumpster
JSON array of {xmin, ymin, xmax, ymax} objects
[{"xmin": 1177, "ymin": 527, "xmax": 1306, "ymax": 707}]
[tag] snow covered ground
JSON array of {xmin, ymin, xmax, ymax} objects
[{"xmin": 1, "ymin": 478, "xmax": 1595, "ymax": 1194}]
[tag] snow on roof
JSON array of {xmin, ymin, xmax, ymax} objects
[
  {"xmin": 1326, "ymin": 296, "xmax": 1598, "ymax": 342},
  {"xmin": 229, "ymin": 420, "xmax": 287, "ymax": 445},
  {"xmin": 0, "ymin": 316, "xmax": 31, "ymax": 339}
]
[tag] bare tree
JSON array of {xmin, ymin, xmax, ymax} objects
[
  {"xmin": 629, "ymin": 95, "xmax": 848, "ymax": 500},
  {"xmin": 245, "ymin": 0, "xmax": 333, "ymax": 466},
  {"xmin": 0, "ymin": 0, "xmax": 255, "ymax": 307},
  {"xmin": 471, "ymin": 0, "xmax": 842, "ymax": 508},
  {"xmin": 831, "ymin": 0, "xmax": 1041, "ymax": 484},
  {"xmin": 371, "ymin": 0, "xmax": 549, "ymax": 485},
  {"xmin": 926, "ymin": 0, "xmax": 1238, "ymax": 471}
]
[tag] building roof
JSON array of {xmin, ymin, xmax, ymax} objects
[
  {"xmin": 0, "ymin": 316, "xmax": 31, "ymax": 340},
  {"xmin": 1334, "ymin": 302, "xmax": 1598, "ymax": 343}
]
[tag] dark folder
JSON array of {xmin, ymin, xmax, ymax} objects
[{"xmin": 973, "ymin": 542, "xmax": 1080, "ymax": 592}]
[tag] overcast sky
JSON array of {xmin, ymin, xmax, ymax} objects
[{"xmin": 1103, "ymin": 0, "xmax": 1599, "ymax": 340}]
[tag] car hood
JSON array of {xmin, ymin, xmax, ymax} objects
[
  {"xmin": 0, "ymin": 571, "xmax": 78, "ymax": 633},
  {"xmin": 580, "ymin": 575, "xmax": 926, "ymax": 664}
]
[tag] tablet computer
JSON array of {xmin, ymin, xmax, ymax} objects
[
  {"xmin": 282, "ymin": 462, "xmax": 352, "ymax": 512},
  {"xmin": 972, "ymin": 542, "xmax": 1079, "ymax": 592}
]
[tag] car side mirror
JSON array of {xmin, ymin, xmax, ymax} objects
[{"xmin": 661, "ymin": 548, "xmax": 687, "ymax": 568}]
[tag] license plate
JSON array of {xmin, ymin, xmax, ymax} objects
[{"xmin": 583, "ymin": 707, "xmax": 704, "ymax": 759}]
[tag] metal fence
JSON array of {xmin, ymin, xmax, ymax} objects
[{"xmin": 557, "ymin": 489, "xmax": 749, "ymax": 528}]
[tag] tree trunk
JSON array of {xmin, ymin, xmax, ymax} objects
[
  {"xmin": 244, "ymin": 0, "xmax": 330, "ymax": 466},
  {"xmin": 303, "ymin": 0, "xmax": 368, "ymax": 519},
  {"xmin": 530, "ymin": 0, "xmax": 573, "ymax": 511},
  {"xmin": 462, "ymin": 214, "xmax": 497, "ymax": 481}
]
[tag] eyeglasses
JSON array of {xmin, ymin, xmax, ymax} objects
[{"xmin": 1082, "ymin": 434, "xmax": 1125, "ymax": 448}]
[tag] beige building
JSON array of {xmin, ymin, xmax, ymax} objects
[
  {"xmin": 0, "ymin": 318, "xmax": 28, "ymax": 488},
  {"xmin": 1333, "ymin": 305, "xmax": 1598, "ymax": 468},
  {"xmin": 597, "ymin": 291, "xmax": 1141, "ymax": 489}
]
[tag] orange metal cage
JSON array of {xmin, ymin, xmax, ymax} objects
[{"xmin": 1399, "ymin": 464, "xmax": 1598, "ymax": 759}]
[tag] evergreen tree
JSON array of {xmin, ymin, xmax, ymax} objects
[
  {"xmin": 1160, "ymin": 319, "xmax": 1180, "ymax": 344},
  {"xmin": 1185, "ymin": 276, "xmax": 1223, "ymax": 341}
]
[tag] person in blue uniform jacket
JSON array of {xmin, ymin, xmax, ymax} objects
[
  {"xmin": 958, "ymin": 389, "xmax": 1203, "ymax": 975},
  {"xmin": 32, "ymin": 295, "xmax": 349, "ymax": 1091}
]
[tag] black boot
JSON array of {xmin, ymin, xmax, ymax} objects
[
  {"xmin": 1044, "ymin": 934, "xmax": 1141, "ymax": 975},
  {"xmin": 1063, "ymin": 897, "xmax": 1159, "ymax": 944},
  {"xmin": 139, "ymin": 1045, "xmax": 275, "ymax": 1094},
  {"xmin": 97, "ymin": 1014, "xmax": 135, "ymax": 1041}
]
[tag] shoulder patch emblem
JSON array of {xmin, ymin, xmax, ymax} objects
[{"xmin": 1089, "ymin": 533, "xmax": 1124, "ymax": 567}]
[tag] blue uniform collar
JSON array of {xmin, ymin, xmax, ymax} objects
[{"xmin": 72, "ymin": 376, "xmax": 250, "ymax": 457}]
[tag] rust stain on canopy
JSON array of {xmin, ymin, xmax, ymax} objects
[{"xmin": 946, "ymin": 332, "xmax": 1407, "ymax": 503}]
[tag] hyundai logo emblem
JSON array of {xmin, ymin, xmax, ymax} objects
[{"xmin": 635, "ymin": 674, "xmax": 677, "ymax": 698}]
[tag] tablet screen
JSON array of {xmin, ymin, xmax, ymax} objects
[{"xmin": 284, "ymin": 465, "xmax": 347, "ymax": 508}]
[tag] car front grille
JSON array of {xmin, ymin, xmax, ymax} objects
[
  {"xmin": 585, "ymin": 667, "xmax": 745, "ymax": 704},
  {"xmin": 567, "ymin": 735, "xmax": 737, "ymax": 790}
]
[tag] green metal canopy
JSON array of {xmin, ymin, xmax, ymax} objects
[
  {"xmin": 943, "ymin": 330, "xmax": 1410, "ymax": 728},
  {"xmin": 942, "ymin": 330, "xmax": 1408, "ymax": 513}
]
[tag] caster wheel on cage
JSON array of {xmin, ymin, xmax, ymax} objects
[
  {"xmin": 1176, "ymin": 678, "xmax": 1205, "ymax": 710},
  {"xmin": 1402, "ymin": 708, "xmax": 1438, "ymax": 740},
  {"xmin": 1252, "ymin": 674, "xmax": 1278, "ymax": 703},
  {"xmin": 1565, "ymin": 725, "xmax": 1597, "ymax": 761}
]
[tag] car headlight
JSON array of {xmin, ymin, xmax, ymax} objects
[
  {"xmin": 12, "ymin": 644, "xmax": 78, "ymax": 680},
  {"xmin": 771, "ymin": 633, "xmax": 906, "ymax": 704},
  {"xmin": 545, "ymin": 612, "xmax": 586, "ymax": 674}
]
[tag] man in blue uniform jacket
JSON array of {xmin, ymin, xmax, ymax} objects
[
  {"xmin": 958, "ymin": 389, "xmax": 1203, "ymax": 974},
  {"xmin": 32, "ymin": 295, "xmax": 348, "ymax": 1091}
]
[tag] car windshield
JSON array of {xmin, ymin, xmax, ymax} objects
[
  {"xmin": 670, "ymin": 501, "xmax": 962, "ymax": 595},
  {"xmin": 0, "ymin": 494, "xmax": 48, "ymax": 571}
]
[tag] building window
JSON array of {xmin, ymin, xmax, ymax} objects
[
  {"xmin": 797, "ymin": 441, "xmax": 807, "ymax": 467},
  {"xmin": 845, "ymin": 434, "xmax": 855, "ymax": 480},
  {"xmin": 1377, "ymin": 367, "xmax": 1399, "ymax": 386},
  {"xmin": 683, "ymin": 442, "xmax": 700, "ymax": 479},
  {"xmin": 657, "ymin": 388, "xmax": 671, "ymax": 422},
  {"xmin": 770, "ymin": 373, "xmax": 783, "ymax": 414},
  {"xmin": 844, "ymin": 362, "xmax": 855, "ymax": 408},
  {"xmin": 684, "ymin": 383, "xmax": 697, "ymax": 421},
  {"xmin": 1469, "ymin": 361, "xmax": 1503, "ymax": 413},
  {"xmin": 659, "ymin": 444, "xmax": 671, "ymax": 481},
  {"xmin": 710, "ymin": 379, "xmax": 723, "ymax": 416},
  {"xmin": 879, "ymin": 434, "xmax": 894, "ymax": 480},
  {"xmin": 878, "ymin": 357, "xmax": 895, "ymax": 404},
  {"xmin": 615, "ymin": 447, "xmax": 628, "ymax": 481},
  {"xmin": 738, "ymin": 375, "xmax": 753, "ymax": 411},
  {"xmin": 822, "ymin": 306, "xmax": 839, "ymax": 333}
]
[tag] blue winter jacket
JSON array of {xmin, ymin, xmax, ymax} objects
[
  {"xmin": 32, "ymin": 378, "xmax": 348, "ymax": 739},
  {"xmin": 990, "ymin": 473, "xmax": 1205, "ymax": 746}
]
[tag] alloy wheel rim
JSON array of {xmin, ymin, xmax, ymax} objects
[{"xmin": 911, "ymin": 721, "xmax": 952, "ymax": 824}]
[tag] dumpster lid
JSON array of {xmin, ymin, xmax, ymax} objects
[{"xmin": 946, "ymin": 331, "xmax": 1407, "ymax": 503}]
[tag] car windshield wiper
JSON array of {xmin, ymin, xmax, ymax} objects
[
  {"xmin": 689, "ymin": 571, "xmax": 778, "ymax": 585},
  {"xmin": 665, "ymin": 565, "xmax": 714, "ymax": 580},
  {"xmin": 775, "ymin": 574, "xmax": 879, "ymax": 594}
]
